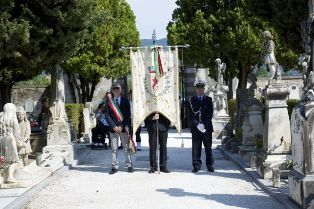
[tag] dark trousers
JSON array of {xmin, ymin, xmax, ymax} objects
[
  {"xmin": 130, "ymin": 126, "xmax": 142, "ymax": 142},
  {"xmin": 148, "ymin": 128, "xmax": 168, "ymax": 169},
  {"xmin": 192, "ymin": 130, "xmax": 214, "ymax": 169},
  {"xmin": 92, "ymin": 122, "xmax": 109, "ymax": 144}
]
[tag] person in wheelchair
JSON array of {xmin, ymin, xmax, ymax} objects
[{"xmin": 91, "ymin": 102, "xmax": 110, "ymax": 149}]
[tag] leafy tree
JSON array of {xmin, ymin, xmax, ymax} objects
[
  {"xmin": 0, "ymin": 0, "xmax": 98, "ymax": 110},
  {"xmin": 248, "ymin": 0, "xmax": 308, "ymax": 67},
  {"xmin": 64, "ymin": 0, "xmax": 140, "ymax": 103},
  {"xmin": 167, "ymin": 0, "xmax": 307, "ymax": 89}
]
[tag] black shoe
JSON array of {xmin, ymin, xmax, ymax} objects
[
  {"xmin": 192, "ymin": 168, "xmax": 200, "ymax": 173},
  {"xmin": 207, "ymin": 166, "xmax": 214, "ymax": 172},
  {"xmin": 127, "ymin": 167, "xmax": 134, "ymax": 173},
  {"xmin": 109, "ymin": 168, "xmax": 118, "ymax": 175},
  {"xmin": 118, "ymin": 145, "xmax": 123, "ymax": 150},
  {"xmin": 148, "ymin": 168, "xmax": 156, "ymax": 173},
  {"xmin": 160, "ymin": 168, "xmax": 170, "ymax": 173}
]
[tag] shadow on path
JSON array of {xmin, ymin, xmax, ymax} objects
[{"xmin": 156, "ymin": 188, "xmax": 280, "ymax": 209}]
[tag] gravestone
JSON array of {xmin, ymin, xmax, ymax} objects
[
  {"xmin": 288, "ymin": 85, "xmax": 302, "ymax": 100},
  {"xmin": 256, "ymin": 82, "xmax": 291, "ymax": 179},
  {"xmin": 239, "ymin": 74, "xmax": 264, "ymax": 161},
  {"xmin": 24, "ymin": 98, "xmax": 34, "ymax": 113},
  {"xmin": 212, "ymin": 58, "xmax": 231, "ymax": 139},
  {"xmin": 289, "ymin": 2, "xmax": 314, "ymax": 207},
  {"xmin": 257, "ymin": 31, "xmax": 291, "ymax": 179},
  {"xmin": 43, "ymin": 65, "xmax": 73, "ymax": 164}
]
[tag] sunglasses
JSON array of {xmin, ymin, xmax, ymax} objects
[
  {"xmin": 196, "ymin": 86, "xmax": 205, "ymax": 88},
  {"xmin": 112, "ymin": 87, "xmax": 120, "ymax": 90}
]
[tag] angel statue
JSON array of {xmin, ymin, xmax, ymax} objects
[{"xmin": 215, "ymin": 58, "xmax": 226, "ymax": 85}]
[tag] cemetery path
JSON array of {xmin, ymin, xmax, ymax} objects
[{"xmin": 24, "ymin": 130, "xmax": 286, "ymax": 209}]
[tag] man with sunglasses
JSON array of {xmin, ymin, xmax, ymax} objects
[
  {"xmin": 105, "ymin": 83, "xmax": 133, "ymax": 174},
  {"xmin": 189, "ymin": 80, "xmax": 214, "ymax": 173}
]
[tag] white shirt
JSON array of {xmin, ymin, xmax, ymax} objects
[{"xmin": 114, "ymin": 96, "xmax": 121, "ymax": 105}]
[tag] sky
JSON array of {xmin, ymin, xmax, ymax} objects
[{"xmin": 126, "ymin": 0, "xmax": 177, "ymax": 39}]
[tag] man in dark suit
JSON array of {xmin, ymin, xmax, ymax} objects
[
  {"xmin": 145, "ymin": 112, "xmax": 170, "ymax": 173},
  {"xmin": 105, "ymin": 82, "xmax": 133, "ymax": 174},
  {"xmin": 189, "ymin": 80, "xmax": 214, "ymax": 173}
]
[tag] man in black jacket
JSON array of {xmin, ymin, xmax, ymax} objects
[
  {"xmin": 105, "ymin": 83, "xmax": 133, "ymax": 174},
  {"xmin": 145, "ymin": 112, "xmax": 170, "ymax": 173},
  {"xmin": 189, "ymin": 80, "xmax": 214, "ymax": 173}
]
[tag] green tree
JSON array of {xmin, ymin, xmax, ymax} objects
[
  {"xmin": 0, "ymin": 0, "xmax": 98, "ymax": 109},
  {"xmin": 248, "ymin": 0, "xmax": 308, "ymax": 67},
  {"xmin": 167, "ymin": 0, "xmax": 306, "ymax": 89},
  {"xmin": 64, "ymin": 0, "xmax": 140, "ymax": 103}
]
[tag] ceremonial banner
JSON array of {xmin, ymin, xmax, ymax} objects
[{"xmin": 131, "ymin": 46, "xmax": 181, "ymax": 133}]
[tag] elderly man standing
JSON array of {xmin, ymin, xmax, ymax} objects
[
  {"xmin": 105, "ymin": 83, "xmax": 133, "ymax": 174},
  {"xmin": 189, "ymin": 80, "xmax": 214, "ymax": 173}
]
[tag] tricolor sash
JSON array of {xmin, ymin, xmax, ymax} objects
[
  {"xmin": 106, "ymin": 98, "xmax": 136, "ymax": 154},
  {"xmin": 106, "ymin": 99, "xmax": 124, "ymax": 122}
]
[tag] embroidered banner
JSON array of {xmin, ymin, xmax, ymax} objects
[{"xmin": 131, "ymin": 46, "xmax": 181, "ymax": 133}]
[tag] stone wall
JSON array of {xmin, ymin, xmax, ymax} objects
[{"xmin": 11, "ymin": 85, "xmax": 50, "ymax": 115}]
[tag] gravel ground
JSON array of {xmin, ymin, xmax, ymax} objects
[{"xmin": 24, "ymin": 131, "xmax": 286, "ymax": 209}]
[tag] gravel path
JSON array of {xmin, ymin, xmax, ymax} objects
[{"xmin": 24, "ymin": 131, "xmax": 286, "ymax": 209}]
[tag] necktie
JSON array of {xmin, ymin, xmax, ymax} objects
[
  {"xmin": 198, "ymin": 96, "xmax": 202, "ymax": 101},
  {"xmin": 115, "ymin": 98, "xmax": 119, "ymax": 105}
]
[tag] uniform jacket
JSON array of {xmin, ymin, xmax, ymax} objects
[{"xmin": 189, "ymin": 95, "xmax": 214, "ymax": 132}]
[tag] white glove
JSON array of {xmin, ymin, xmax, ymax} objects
[{"xmin": 197, "ymin": 123, "xmax": 206, "ymax": 133}]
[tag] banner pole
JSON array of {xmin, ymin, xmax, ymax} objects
[{"xmin": 156, "ymin": 117, "xmax": 160, "ymax": 174}]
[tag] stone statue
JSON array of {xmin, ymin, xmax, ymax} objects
[
  {"xmin": 16, "ymin": 106, "xmax": 32, "ymax": 166},
  {"xmin": 50, "ymin": 100, "xmax": 66, "ymax": 122},
  {"xmin": 0, "ymin": 103, "xmax": 23, "ymax": 183},
  {"xmin": 215, "ymin": 58, "xmax": 226, "ymax": 85},
  {"xmin": 261, "ymin": 31, "xmax": 281, "ymax": 80}
]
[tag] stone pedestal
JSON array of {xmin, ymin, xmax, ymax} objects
[
  {"xmin": 239, "ymin": 101, "xmax": 263, "ymax": 161},
  {"xmin": 289, "ymin": 100, "xmax": 314, "ymax": 208},
  {"xmin": 257, "ymin": 82, "xmax": 291, "ymax": 179},
  {"xmin": 47, "ymin": 120, "xmax": 71, "ymax": 145},
  {"xmin": 241, "ymin": 102, "xmax": 263, "ymax": 146},
  {"xmin": 44, "ymin": 67, "xmax": 74, "ymax": 165},
  {"xmin": 212, "ymin": 115, "xmax": 231, "ymax": 139}
]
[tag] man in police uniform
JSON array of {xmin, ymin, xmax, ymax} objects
[{"xmin": 188, "ymin": 80, "xmax": 214, "ymax": 173}]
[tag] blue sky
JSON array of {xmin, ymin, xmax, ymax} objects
[{"xmin": 126, "ymin": 0, "xmax": 177, "ymax": 39}]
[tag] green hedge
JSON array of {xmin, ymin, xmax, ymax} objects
[
  {"xmin": 65, "ymin": 104, "xmax": 84, "ymax": 137},
  {"xmin": 287, "ymin": 99, "xmax": 299, "ymax": 119}
]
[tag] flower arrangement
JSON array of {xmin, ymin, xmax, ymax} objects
[{"xmin": 0, "ymin": 156, "xmax": 6, "ymax": 168}]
